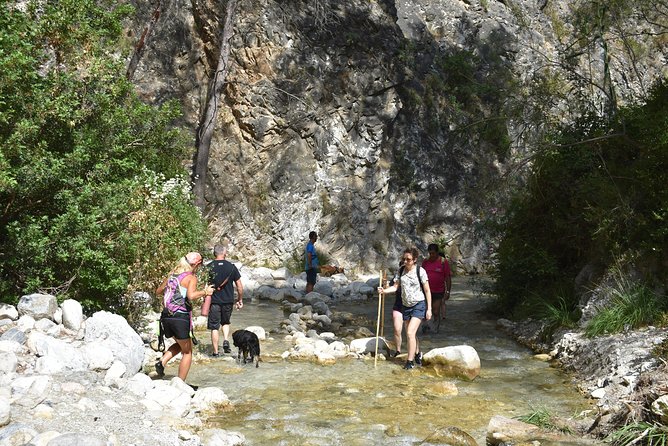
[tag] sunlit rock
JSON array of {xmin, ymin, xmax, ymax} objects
[
  {"xmin": 84, "ymin": 311, "xmax": 144, "ymax": 375},
  {"xmin": 61, "ymin": 299, "xmax": 84, "ymax": 331},
  {"xmin": 423, "ymin": 345, "xmax": 481, "ymax": 380},
  {"xmin": 427, "ymin": 381, "xmax": 459, "ymax": 396},
  {"xmin": 17, "ymin": 294, "xmax": 57, "ymax": 321},
  {"xmin": 0, "ymin": 304, "xmax": 18, "ymax": 321},
  {"xmin": 349, "ymin": 337, "xmax": 389, "ymax": 355},
  {"xmin": 245, "ymin": 325, "xmax": 266, "ymax": 340},
  {"xmin": 423, "ymin": 426, "xmax": 476, "ymax": 446}
]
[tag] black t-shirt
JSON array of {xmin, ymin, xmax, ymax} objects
[{"xmin": 208, "ymin": 260, "xmax": 241, "ymax": 305}]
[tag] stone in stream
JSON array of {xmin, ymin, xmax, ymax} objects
[
  {"xmin": 422, "ymin": 426, "xmax": 478, "ymax": 446},
  {"xmin": 422, "ymin": 345, "xmax": 481, "ymax": 380}
]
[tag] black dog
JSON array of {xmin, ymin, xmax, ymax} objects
[{"xmin": 232, "ymin": 329, "xmax": 260, "ymax": 368}]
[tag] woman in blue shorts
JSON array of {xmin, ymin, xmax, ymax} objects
[{"xmin": 379, "ymin": 247, "xmax": 432, "ymax": 369}]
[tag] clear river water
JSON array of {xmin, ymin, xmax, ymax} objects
[{"xmin": 165, "ymin": 277, "xmax": 597, "ymax": 445}]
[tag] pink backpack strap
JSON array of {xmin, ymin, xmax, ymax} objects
[{"xmin": 177, "ymin": 271, "xmax": 192, "ymax": 281}]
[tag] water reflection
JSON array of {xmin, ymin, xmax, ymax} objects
[{"xmin": 181, "ymin": 277, "xmax": 593, "ymax": 445}]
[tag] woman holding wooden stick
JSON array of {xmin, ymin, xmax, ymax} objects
[{"xmin": 378, "ymin": 247, "xmax": 432, "ymax": 369}]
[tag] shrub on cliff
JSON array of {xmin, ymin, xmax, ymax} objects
[{"xmin": 0, "ymin": 1, "xmax": 205, "ymax": 313}]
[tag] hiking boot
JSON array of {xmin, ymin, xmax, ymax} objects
[
  {"xmin": 155, "ymin": 360, "xmax": 165, "ymax": 377},
  {"xmin": 415, "ymin": 352, "xmax": 423, "ymax": 366},
  {"xmin": 210, "ymin": 352, "xmax": 220, "ymax": 358},
  {"xmin": 403, "ymin": 360, "xmax": 415, "ymax": 370},
  {"xmin": 391, "ymin": 350, "xmax": 401, "ymax": 358},
  {"xmin": 223, "ymin": 340, "xmax": 231, "ymax": 354}
]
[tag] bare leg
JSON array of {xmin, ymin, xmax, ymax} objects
[
  {"xmin": 405, "ymin": 317, "xmax": 421, "ymax": 361},
  {"xmin": 160, "ymin": 341, "xmax": 182, "ymax": 366},
  {"xmin": 305, "ymin": 283, "xmax": 314, "ymax": 293},
  {"xmin": 175, "ymin": 338, "xmax": 192, "ymax": 381},
  {"xmin": 392, "ymin": 310, "xmax": 403, "ymax": 353},
  {"xmin": 211, "ymin": 329, "xmax": 219, "ymax": 354},
  {"xmin": 432, "ymin": 298, "xmax": 442, "ymax": 332},
  {"xmin": 222, "ymin": 324, "xmax": 230, "ymax": 343},
  {"xmin": 441, "ymin": 298, "xmax": 447, "ymax": 320}
]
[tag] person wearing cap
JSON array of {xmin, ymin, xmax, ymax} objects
[
  {"xmin": 155, "ymin": 252, "xmax": 213, "ymax": 382},
  {"xmin": 207, "ymin": 244, "xmax": 243, "ymax": 357}
]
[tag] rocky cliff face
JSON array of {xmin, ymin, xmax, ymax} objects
[{"xmin": 127, "ymin": 0, "xmax": 665, "ymax": 272}]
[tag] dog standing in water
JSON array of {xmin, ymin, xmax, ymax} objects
[{"xmin": 232, "ymin": 329, "xmax": 260, "ymax": 367}]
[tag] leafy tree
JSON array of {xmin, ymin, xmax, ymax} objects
[
  {"xmin": 493, "ymin": 81, "xmax": 668, "ymax": 317},
  {"xmin": 0, "ymin": 0, "xmax": 205, "ymax": 314}
]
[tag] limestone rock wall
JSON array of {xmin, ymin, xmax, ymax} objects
[{"xmin": 126, "ymin": 0, "xmax": 666, "ymax": 272}]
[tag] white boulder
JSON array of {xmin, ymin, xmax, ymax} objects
[
  {"xmin": 61, "ymin": 299, "xmax": 84, "ymax": 331},
  {"xmin": 84, "ymin": 311, "xmax": 144, "ymax": 375},
  {"xmin": 423, "ymin": 345, "xmax": 481, "ymax": 380}
]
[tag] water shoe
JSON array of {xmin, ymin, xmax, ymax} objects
[{"xmin": 155, "ymin": 360, "xmax": 165, "ymax": 377}]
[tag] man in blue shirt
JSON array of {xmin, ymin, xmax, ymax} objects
[{"xmin": 305, "ymin": 231, "xmax": 318, "ymax": 293}]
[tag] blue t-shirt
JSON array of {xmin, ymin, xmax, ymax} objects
[{"xmin": 305, "ymin": 241, "xmax": 318, "ymax": 270}]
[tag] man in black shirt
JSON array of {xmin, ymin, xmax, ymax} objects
[{"xmin": 207, "ymin": 244, "xmax": 244, "ymax": 356}]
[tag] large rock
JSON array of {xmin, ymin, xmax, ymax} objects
[
  {"xmin": 0, "ymin": 423, "xmax": 38, "ymax": 445},
  {"xmin": 84, "ymin": 311, "xmax": 144, "ymax": 375},
  {"xmin": 17, "ymin": 294, "xmax": 57, "ymax": 321},
  {"xmin": 423, "ymin": 345, "xmax": 481, "ymax": 380},
  {"xmin": 349, "ymin": 337, "xmax": 389, "ymax": 355},
  {"xmin": 487, "ymin": 415, "xmax": 599, "ymax": 445},
  {"xmin": 60, "ymin": 299, "xmax": 84, "ymax": 331},
  {"xmin": 27, "ymin": 331, "xmax": 87, "ymax": 374},
  {"xmin": 423, "ymin": 426, "xmax": 477, "ymax": 446},
  {"xmin": 0, "ymin": 397, "xmax": 10, "ymax": 427},
  {"xmin": 0, "ymin": 352, "xmax": 18, "ymax": 374},
  {"xmin": 0, "ymin": 304, "xmax": 18, "ymax": 321}
]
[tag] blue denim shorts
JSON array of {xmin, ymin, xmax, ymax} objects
[{"xmin": 402, "ymin": 300, "xmax": 426, "ymax": 321}]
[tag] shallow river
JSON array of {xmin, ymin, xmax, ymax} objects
[{"xmin": 173, "ymin": 277, "xmax": 595, "ymax": 445}]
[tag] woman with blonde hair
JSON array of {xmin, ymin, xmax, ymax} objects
[{"xmin": 155, "ymin": 252, "xmax": 213, "ymax": 383}]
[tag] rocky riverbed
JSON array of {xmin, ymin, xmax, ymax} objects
[{"xmin": 1, "ymin": 265, "xmax": 664, "ymax": 445}]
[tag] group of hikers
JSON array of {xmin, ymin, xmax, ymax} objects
[
  {"xmin": 154, "ymin": 233, "xmax": 453, "ymax": 385},
  {"xmin": 304, "ymin": 231, "xmax": 454, "ymax": 371}
]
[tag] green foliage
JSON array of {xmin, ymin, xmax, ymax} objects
[
  {"xmin": 516, "ymin": 407, "xmax": 573, "ymax": 433},
  {"xmin": 0, "ymin": 1, "xmax": 205, "ymax": 314},
  {"xmin": 541, "ymin": 294, "xmax": 581, "ymax": 336},
  {"xmin": 493, "ymin": 81, "xmax": 668, "ymax": 317},
  {"xmin": 607, "ymin": 422, "xmax": 668, "ymax": 446},
  {"xmin": 585, "ymin": 271, "xmax": 667, "ymax": 337}
]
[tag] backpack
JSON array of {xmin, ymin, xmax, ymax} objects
[{"xmin": 163, "ymin": 271, "xmax": 192, "ymax": 314}]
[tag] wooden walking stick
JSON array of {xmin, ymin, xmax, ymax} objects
[
  {"xmin": 379, "ymin": 271, "xmax": 386, "ymax": 338},
  {"xmin": 374, "ymin": 269, "xmax": 383, "ymax": 368}
]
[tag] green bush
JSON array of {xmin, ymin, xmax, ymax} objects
[
  {"xmin": 585, "ymin": 274, "xmax": 667, "ymax": 337},
  {"xmin": 0, "ymin": 1, "xmax": 205, "ymax": 315},
  {"xmin": 493, "ymin": 81, "xmax": 668, "ymax": 317}
]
